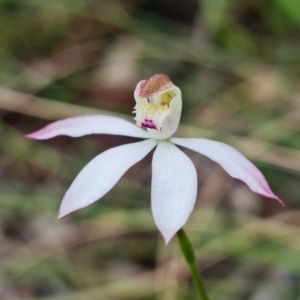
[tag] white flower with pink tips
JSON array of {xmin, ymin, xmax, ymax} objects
[{"xmin": 25, "ymin": 74, "xmax": 283, "ymax": 244}]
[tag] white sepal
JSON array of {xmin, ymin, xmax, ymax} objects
[
  {"xmin": 151, "ymin": 141, "xmax": 198, "ymax": 244},
  {"xmin": 171, "ymin": 138, "xmax": 283, "ymax": 206},
  {"xmin": 58, "ymin": 139, "xmax": 157, "ymax": 218},
  {"xmin": 25, "ymin": 115, "xmax": 150, "ymax": 140}
]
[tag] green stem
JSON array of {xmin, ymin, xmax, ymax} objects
[{"xmin": 176, "ymin": 229, "xmax": 210, "ymax": 300}]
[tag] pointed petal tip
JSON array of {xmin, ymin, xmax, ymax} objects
[
  {"xmin": 23, "ymin": 133, "xmax": 33, "ymax": 140},
  {"xmin": 23, "ymin": 132, "xmax": 43, "ymax": 140},
  {"xmin": 23, "ymin": 135, "xmax": 34, "ymax": 140},
  {"xmin": 58, "ymin": 205, "xmax": 84, "ymax": 219},
  {"xmin": 57, "ymin": 210, "xmax": 70, "ymax": 219},
  {"xmin": 162, "ymin": 233, "xmax": 173, "ymax": 245},
  {"xmin": 259, "ymin": 188, "xmax": 284, "ymax": 207},
  {"xmin": 258, "ymin": 190, "xmax": 284, "ymax": 207},
  {"xmin": 272, "ymin": 195, "xmax": 285, "ymax": 207},
  {"xmin": 57, "ymin": 212, "xmax": 64, "ymax": 220},
  {"xmin": 22, "ymin": 135, "xmax": 29, "ymax": 140},
  {"xmin": 164, "ymin": 238, "xmax": 172, "ymax": 246},
  {"xmin": 160, "ymin": 229, "xmax": 177, "ymax": 245}
]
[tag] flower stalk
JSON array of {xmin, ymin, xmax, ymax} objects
[{"xmin": 176, "ymin": 229, "xmax": 209, "ymax": 300}]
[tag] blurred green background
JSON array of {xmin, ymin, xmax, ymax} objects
[{"xmin": 0, "ymin": 0, "xmax": 300, "ymax": 299}]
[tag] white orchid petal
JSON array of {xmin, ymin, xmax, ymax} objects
[
  {"xmin": 152, "ymin": 141, "xmax": 197, "ymax": 244},
  {"xmin": 171, "ymin": 138, "xmax": 283, "ymax": 206},
  {"xmin": 25, "ymin": 115, "xmax": 150, "ymax": 140},
  {"xmin": 58, "ymin": 139, "xmax": 157, "ymax": 218}
]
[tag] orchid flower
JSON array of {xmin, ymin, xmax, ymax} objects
[{"xmin": 25, "ymin": 74, "xmax": 283, "ymax": 244}]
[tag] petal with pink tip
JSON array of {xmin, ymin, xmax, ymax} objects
[
  {"xmin": 58, "ymin": 139, "xmax": 157, "ymax": 218},
  {"xmin": 151, "ymin": 141, "xmax": 198, "ymax": 244},
  {"xmin": 25, "ymin": 115, "xmax": 150, "ymax": 140},
  {"xmin": 171, "ymin": 138, "xmax": 283, "ymax": 206}
]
